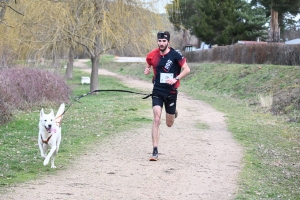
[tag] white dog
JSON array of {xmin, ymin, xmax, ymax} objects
[{"xmin": 38, "ymin": 103, "xmax": 65, "ymax": 168}]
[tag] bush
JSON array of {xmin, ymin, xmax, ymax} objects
[{"xmin": 0, "ymin": 68, "xmax": 71, "ymax": 124}]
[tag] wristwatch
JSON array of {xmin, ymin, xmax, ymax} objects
[{"xmin": 175, "ymin": 76, "xmax": 180, "ymax": 80}]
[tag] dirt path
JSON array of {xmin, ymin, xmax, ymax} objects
[{"xmin": 1, "ymin": 59, "xmax": 243, "ymax": 200}]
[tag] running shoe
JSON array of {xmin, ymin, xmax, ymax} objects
[
  {"xmin": 149, "ymin": 153, "xmax": 158, "ymax": 161},
  {"xmin": 149, "ymin": 148, "xmax": 158, "ymax": 161}
]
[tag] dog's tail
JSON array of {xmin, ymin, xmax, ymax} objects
[
  {"xmin": 56, "ymin": 103, "xmax": 65, "ymax": 118},
  {"xmin": 55, "ymin": 103, "xmax": 65, "ymax": 126}
]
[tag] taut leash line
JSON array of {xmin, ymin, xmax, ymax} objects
[
  {"xmin": 63, "ymin": 89, "xmax": 152, "ymax": 116},
  {"xmin": 75, "ymin": 89, "xmax": 152, "ymax": 101}
]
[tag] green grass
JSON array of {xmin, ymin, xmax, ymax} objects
[
  {"xmin": 0, "ymin": 68, "xmax": 151, "ymax": 188},
  {"xmin": 101, "ymin": 61, "xmax": 300, "ymax": 199},
  {"xmin": 1, "ymin": 57, "xmax": 300, "ymax": 199}
]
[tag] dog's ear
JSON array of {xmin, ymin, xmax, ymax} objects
[
  {"xmin": 40, "ymin": 108, "xmax": 44, "ymax": 118},
  {"xmin": 50, "ymin": 109, "xmax": 54, "ymax": 117}
]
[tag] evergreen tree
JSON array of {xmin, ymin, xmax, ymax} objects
[
  {"xmin": 228, "ymin": 1, "xmax": 268, "ymax": 42},
  {"xmin": 167, "ymin": 0, "xmax": 268, "ymax": 45},
  {"xmin": 192, "ymin": 0, "xmax": 238, "ymax": 45}
]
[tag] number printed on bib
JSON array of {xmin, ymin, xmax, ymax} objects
[{"xmin": 160, "ymin": 73, "xmax": 173, "ymax": 83}]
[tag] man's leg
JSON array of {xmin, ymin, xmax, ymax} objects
[
  {"xmin": 150, "ymin": 105, "xmax": 162, "ymax": 161},
  {"xmin": 152, "ymin": 105, "xmax": 162, "ymax": 147},
  {"xmin": 165, "ymin": 95, "xmax": 177, "ymax": 127},
  {"xmin": 166, "ymin": 112, "xmax": 176, "ymax": 127}
]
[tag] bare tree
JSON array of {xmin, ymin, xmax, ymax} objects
[
  {"xmin": 0, "ymin": 0, "xmax": 25, "ymax": 67},
  {"xmin": 59, "ymin": 0, "xmax": 165, "ymax": 91},
  {"xmin": 1, "ymin": 0, "xmax": 167, "ymax": 88}
]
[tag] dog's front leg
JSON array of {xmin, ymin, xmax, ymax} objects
[
  {"xmin": 38, "ymin": 138, "xmax": 46, "ymax": 158},
  {"xmin": 43, "ymin": 145, "xmax": 56, "ymax": 167},
  {"xmin": 50, "ymin": 151, "xmax": 57, "ymax": 168}
]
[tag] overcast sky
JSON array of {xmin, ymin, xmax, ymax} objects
[
  {"xmin": 147, "ymin": 0, "xmax": 170, "ymax": 14},
  {"xmin": 158, "ymin": 0, "xmax": 170, "ymax": 13}
]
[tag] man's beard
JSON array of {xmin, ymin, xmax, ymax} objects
[{"xmin": 159, "ymin": 44, "xmax": 168, "ymax": 53}]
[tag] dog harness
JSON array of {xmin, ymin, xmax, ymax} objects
[{"xmin": 41, "ymin": 135, "xmax": 52, "ymax": 144}]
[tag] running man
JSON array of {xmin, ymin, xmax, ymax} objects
[{"xmin": 144, "ymin": 31, "xmax": 190, "ymax": 161}]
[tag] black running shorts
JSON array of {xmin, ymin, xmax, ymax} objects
[{"xmin": 152, "ymin": 90, "xmax": 177, "ymax": 115}]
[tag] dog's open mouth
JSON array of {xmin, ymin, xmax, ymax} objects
[{"xmin": 45, "ymin": 126, "xmax": 51, "ymax": 133}]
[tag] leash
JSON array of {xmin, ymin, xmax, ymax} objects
[
  {"xmin": 75, "ymin": 89, "xmax": 152, "ymax": 101},
  {"xmin": 62, "ymin": 89, "xmax": 153, "ymax": 116}
]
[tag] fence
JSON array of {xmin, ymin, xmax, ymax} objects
[{"xmin": 183, "ymin": 44, "xmax": 300, "ymax": 66}]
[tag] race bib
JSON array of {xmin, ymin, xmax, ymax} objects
[{"xmin": 160, "ymin": 73, "xmax": 173, "ymax": 83}]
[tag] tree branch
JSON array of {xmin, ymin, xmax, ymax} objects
[
  {"xmin": 0, "ymin": 19, "xmax": 13, "ymax": 27},
  {"xmin": 7, "ymin": 4, "xmax": 23, "ymax": 16}
]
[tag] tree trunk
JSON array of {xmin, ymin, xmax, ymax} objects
[
  {"xmin": 90, "ymin": 55, "xmax": 99, "ymax": 92},
  {"xmin": 65, "ymin": 46, "xmax": 74, "ymax": 80},
  {"xmin": 52, "ymin": 50, "xmax": 60, "ymax": 68},
  {"xmin": 268, "ymin": 7, "xmax": 280, "ymax": 43},
  {"xmin": 90, "ymin": 26, "xmax": 101, "ymax": 92}
]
